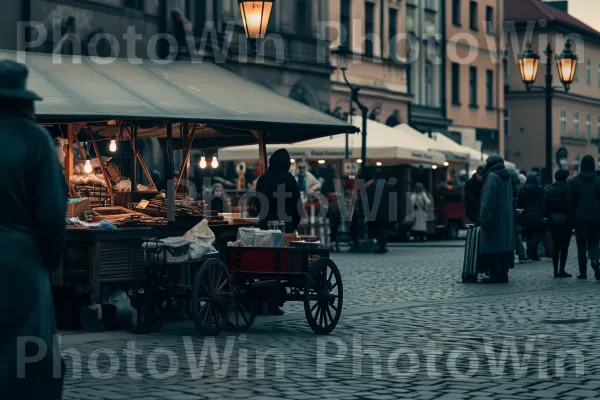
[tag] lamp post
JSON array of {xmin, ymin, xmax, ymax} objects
[
  {"xmin": 332, "ymin": 46, "xmax": 368, "ymax": 178},
  {"xmin": 518, "ymin": 40, "xmax": 578, "ymax": 184}
]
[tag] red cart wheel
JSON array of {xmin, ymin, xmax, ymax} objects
[
  {"xmin": 304, "ymin": 258, "xmax": 343, "ymax": 335},
  {"xmin": 191, "ymin": 259, "xmax": 232, "ymax": 336}
]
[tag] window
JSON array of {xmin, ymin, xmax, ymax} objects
[
  {"xmin": 425, "ymin": 61, "xmax": 434, "ymax": 106},
  {"xmin": 295, "ymin": 0, "xmax": 310, "ymax": 36},
  {"xmin": 504, "ymin": 109, "xmax": 510, "ymax": 136},
  {"xmin": 452, "ymin": 0, "xmax": 461, "ymax": 26},
  {"xmin": 469, "ymin": 66, "xmax": 478, "ymax": 107},
  {"xmin": 574, "ymin": 112, "xmax": 580, "ymax": 137},
  {"xmin": 486, "ymin": 70, "xmax": 494, "ymax": 108},
  {"xmin": 586, "ymin": 59, "xmax": 591, "ymax": 85},
  {"xmin": 389, "ymin": 8, "xmax": 398, "ymax": 59},
  {"xmin": 124, "ymin": 0, "xmax": 144, "ymax": 11},
  {"xmin": 451, "ymin": 63, "xmax": 460, "ymax": 105},
  {"xmin": 469, "ymin": 1, "xmax": 478, "ymax": 31},
  {"xmin": 503, "ymin": 58, "xmax": 509, "ymax": 78},
  {"xmin": 340, "ymin": 0, "xmax": 351, "ymax": 47},
  {"xmin": 406, "ymin": 7, "xmax": 416, "ymax": 33},
  {"xmin": 364, "ymin": 1, "xmax": 375, "ymax": 57},
  {"xmin": 587, "ymin": 113, "xmax": 592, "ymax": 139},
  {"xmin": 425, "ymin": 0, "xmax": 436, "ymax": 9},
  {"xmin": 560, "ymin": 109, "xmax": 567, "ymax": 137},
  {"xmin": 485, "ymin": 6, "xmax": 494, "ymax": 35}
]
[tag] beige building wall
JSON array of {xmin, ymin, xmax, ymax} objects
[
  {"xmin": 328, "ymin": 0, "xmax": 411, "ymax": 126},
  {"xmin": 505, "ymin": 29, "xmax": 600, "ymax": 174},
  {"xmin": 445, "ymin": 0, "xmax": 504, "ymax": 156}
]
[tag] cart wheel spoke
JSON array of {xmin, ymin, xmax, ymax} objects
[
  {"xmin": 310, "ymin": 301, "xmax": 319, "ymax": 313},
  {"xmin": 304, "ymin": 258, "xmax": 343, "ymax": 335},
  {"xmin": 214, "ymin": 270, "xmax": 224, "ymax": 291},
  {"xmin": 329, "ymin": 303, "xmax": 338, "ymax": 312},
  {"xmin": 327, "ymin": 269, "xmax": 334, "ymax": 283},
  {"xmin": 325, "ymin": 306, "xmax": 334, "ymax": 325},
  {"xmin": 329, "ymin": 282, "xmax": 338, "ymax": 292}
]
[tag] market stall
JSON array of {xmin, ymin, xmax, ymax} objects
[
  {"xmin": 1, "ymin": 49, "xmax": 356, "ymax": 329},
  {"xmin": 430, "ymin": 132, "xmax": 517, "ymax": 170}
]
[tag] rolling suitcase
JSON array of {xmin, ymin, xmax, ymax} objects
[{"xmin": 462, "ymin": 224, "xmax": 481, "ymax": 283}]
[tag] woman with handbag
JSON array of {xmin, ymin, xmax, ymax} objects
[{"xmin": 543, "ymin": 169, "xmax": 573, "ymax": 278}]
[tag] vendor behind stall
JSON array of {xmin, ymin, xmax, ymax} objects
[
  {"xmin": 209, "ymin": 183, "xmax": 230, "ymax": 214},
  {"xmin": 294, "ymin": 160, "xmax": 321, "ymax": 194},
  {"xmin": 255, "ymin": 148, "xmax": 302, "ymax": 233}
]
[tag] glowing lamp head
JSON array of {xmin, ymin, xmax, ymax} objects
[
  {"xmin": 376, "ymin": 162, "xmax": 382, "ymax": 167},
  {"xmin": 109, "ymin": 139, "xmax": 117, "ymax": 153},
  {"xmin": 238, "ymin": 0, "xmax": 274, "ymax": 40},
  {"xmin": 211, "ymin": 156, "xmax": 219, "ymax": 169},
  {"xmin": 557, "ymin": 40, "xmax": 578, "ymax": 92},
  {"xmin": 432, "ymin": 165, "xmax": 438, "ymax": 170},
  {"xmin": 518, "ymin": 42, "xmax": 540, "ymax": 90},
  {"xmin": 356, "ymin": 159, "xmax": 363, "ymax": 164},
  {"xmin": 84, "ymin": 159, "xmax": 93, "ymax": 174},
  {"xmin": 199, "ymin": 155, "xmax": 207, "ymax": 169},
  {"xmin": 318, "ymin": 160, "xmax": 325, "ymax": 165},
  {"xmin": 443, "ymin": 162, "xmax": 449, "ymax": 167}
]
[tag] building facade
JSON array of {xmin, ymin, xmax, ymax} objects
[
  {"xmin": 445, "ymin": 0, "xmax": 504, "ymax": 154},
  {"xmin": 0, "ymin": 0, "xmax": 332, "ymax": 112},
  {"xmin": 406, "ymin": 0, "xmax": 451, "ymax": 134},
  {"xmin": 327, "ymin": 0, "xmax": 412, "ymax": 127},
  {"xmin": 504, "ymin": 0, "xmax": 600, "ymax": 174}
]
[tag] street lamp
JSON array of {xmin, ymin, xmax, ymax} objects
[
  {"xmin": 238, "ymin": 0, "xmax": 274, "ymax": 51},
  {"xmin": 332, "ymin": 46, "xmax": 368, "ymax": 178},
  {"xmin": 518, "ymin": 40, "xmax": 578, "ymax": 184}
]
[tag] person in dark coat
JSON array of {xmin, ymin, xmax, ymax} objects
[
  {"xmin": 464, "ymin": 166, "xmax": 484, "ymax": 224},
  {"xmin": 255, "ymin": 149, "xmax": 302, "ymax": 233},
  {"xmin": 509, "ymin": 168, "xmax": 529, "ymax": 263},
  {"xmin": 0, "ymin": 61, "xmax": 66, "ymax": 399},
  {"xmin": 209, "ymin": 183, "xmax": 230, "ymax": 214},
  {"xmin": 568, "ymin": 155, "xmax": 600, "ymax": 280},
  {"xmin": 543, "ymin": 169, "xmax": 573, "ymax": 278},
  {"xmin": 479, "ymin": 155, "xmax": 515, "ymax": 283},
  {"xmin": 518, "ymin": 172, "xmax": 545, "ymax": 261},
  {"xmin": 366, "ymin": 168, "xmax": 392, "ymax": 253}
]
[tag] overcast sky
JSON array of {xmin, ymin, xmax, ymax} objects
[{"xmin": 567, "ymin": 0, "xmax": 600, "ymax": 32}]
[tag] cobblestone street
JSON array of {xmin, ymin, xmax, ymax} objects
[{"xmin": 60, "ymin": 241, "xmax": 600, "ymax": 400}]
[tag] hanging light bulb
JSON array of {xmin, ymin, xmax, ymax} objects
[
  {"xmin": 199, "ymin": 154, "xmax": 207, "ymax": 169},
  {"xmin": 84, "ymin": 158, "xmax": 93, "ymax": 174},
  {"xmin": 109, "ymin": 138, "xmax": 117, "ymax": 152},
  {"xmin": 211, "ymin": 155, "xmax": 219, "ymax": 169}
]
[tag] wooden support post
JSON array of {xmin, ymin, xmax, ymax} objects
[
  {"xmin": 89, "ymin": 130, "xmax": 114, "ymax": 204},
  {"xmin": 131, "ymin": 126, "xmax": 138, "ymax": 192},
  {"xmin": 182, "ymin": 122, "xmax": 189, "ymax": 193},
  {"xmin": 251, "ymin": 130, "xmax": 267, "ymax": 175},
  {"xmin": 166, "ymin": 121, "xmax": 175, "ymax": 222},
  {"xmin": 176, "ymin": 124, "xmax": 197, "ymax": 193},
  {"xmin": 136, "ymin": 152, "xmax": 155, "ymax": 190}
]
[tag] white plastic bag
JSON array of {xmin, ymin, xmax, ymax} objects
[
  {"xmin": 237, "ymin": 227, "xmax": 260, "ymax": 247},
  {"xmin": 184, "ymin": 220, "xmax": 216, "ymax": 259}
]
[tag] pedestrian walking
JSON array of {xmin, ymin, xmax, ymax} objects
[
  {"xmin": 568, "ymin": 155, "xmax": 600, "ymax": 280},
  {"xmin": 0, "ymin": 60, "xmax": 66, "ymax": 399},
  {"xmin": 366, "ymin": 168, "xmax": 392, "ymax": 253},
  {"xmin": 464, "ymin": 166, "xmax": 484, "ymax": 224},
  {"xmin": 519, "ymin": 172, "xmax": 545, "ymax": 261},
  {"xmin": 543, "ymin": 170, "xmax": 574, "ymax": 278},
  {"xmin": 410, "ymin": 182, "xmax": 431, "ymax": 241},
  {"xmin": 512, "ymin": 171, "xmax": 530, "ymax": 263},
  {"xmin": 479, "ymin": 155, "xmax": 515, "ymax": 283}
]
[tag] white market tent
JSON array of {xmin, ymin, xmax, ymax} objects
[
  {"xmin": 431, "ymin": 133, "xmax": 517, "ymax": 170},
  {"xmin": 396, "ymin": 124, "xmax": 470, "ymax": 163},
  {"xmin": 218, "ymin": 116, "xmax": 446, "ymax": 165}
]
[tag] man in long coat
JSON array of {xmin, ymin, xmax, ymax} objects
[
  {"xmin": 479, "ymin": 155, "xmax": 515, "ymax": 283},
  {"xmin": 0, "ymin": 61, "xmax": 66, "ymax": 399}
]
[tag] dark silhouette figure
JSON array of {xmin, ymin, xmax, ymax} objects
[
  {"xmin": 519, "ymin": 172, "xmax": 545, "ymax": 261},
  {"xmin": 366, "ymin": 168, "xmax": 392, "ymax": 253},
  {"xmin": 568, "ymin": 155, "xmax": 600, "ymax": 280},
  {"xmin": 0, "ymin": 61, "xmax": 66, "ymax": 399},
  {"xmin": 464, "ymin": 166, "xmax": 484, "ymax": 224},
  {"xmin": 255, "ymin": 149, "xmax": 302, "ymax": 234},
  {"xmin": 544, "ymin": 170, "xmax": 573, "ymax": 278}
]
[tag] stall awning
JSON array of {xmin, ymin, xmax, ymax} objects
[
  {"xmin": 219, "ymin": 116, "xmax": 446, "ymax": 165},
  {"xmin": 431, "ymin": 133, "xmax": 517, "ymax": 170},
  {"xmin": 396, "ymin": 124, "xmax": 470, "ymax": 163},
  {"xmin": 0, "ymin": 51, "xmax": 357, "ymax": 145}
]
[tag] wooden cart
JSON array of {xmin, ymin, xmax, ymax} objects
[{"xmin": 133, "ymin": 246, "xmax": 343, "ymax": 335}]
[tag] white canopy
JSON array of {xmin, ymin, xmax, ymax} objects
[
  {"xmin": 218, "ymin": 117, "xmax": 446, "ymax": 165},
  {"xmin": 396, "ymin": 124, "xmax": 471, "ymax": 163},
  {"xmin": 431, "ymin": 133, "xmax": 517, "ymax": 170}
]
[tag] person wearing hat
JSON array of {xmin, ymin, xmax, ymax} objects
[{"xmin": 0, "ymin": 60, "xmax": 66, "ymax": 399}]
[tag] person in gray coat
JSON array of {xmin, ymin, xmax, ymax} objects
[
  {"xmin": 479, "ymin": 155, "xmax": 516, "ymax": 283},
  {"xmin": 0, "ymin": 61, "xmax": 66, "ymax": 399}
]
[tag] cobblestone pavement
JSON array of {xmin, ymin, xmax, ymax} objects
[{"xmin": 60, "ymin": 242, "xmax": 600, "ymax": 399}]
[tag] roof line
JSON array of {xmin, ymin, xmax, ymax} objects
[{"xmin": 530, "ymin": 0, "xmax": 554, "ymax": 20}]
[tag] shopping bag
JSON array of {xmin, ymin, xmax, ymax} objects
[{"xmin": 184, "ymin": 220, "xmax": 216, "ymax": 259}]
